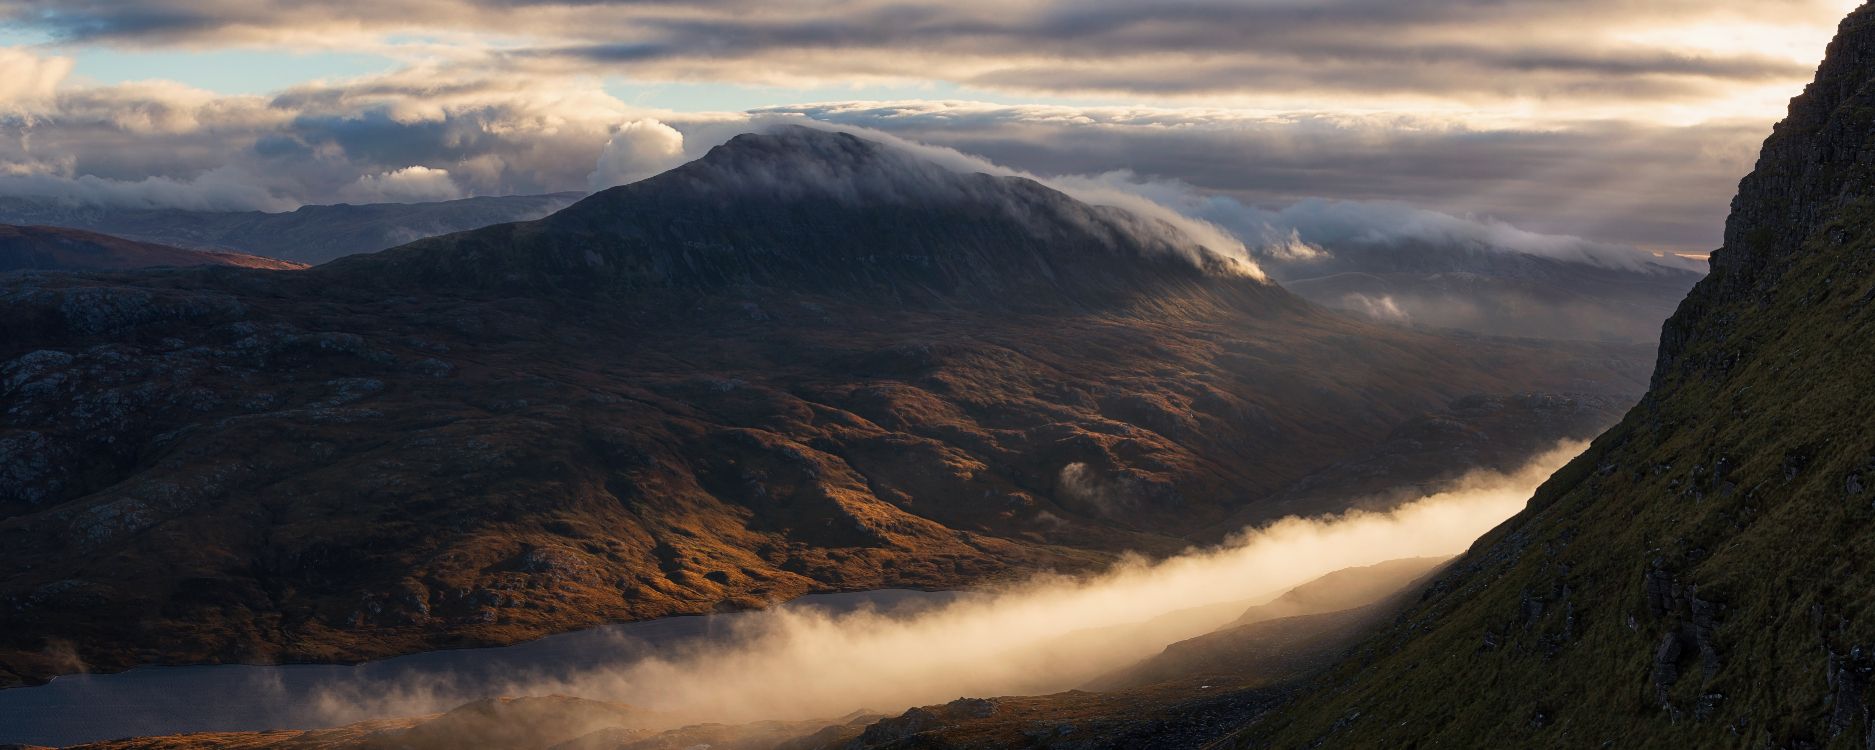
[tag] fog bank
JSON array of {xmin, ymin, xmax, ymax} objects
[{"xmin": 313, "ymin": 441, "xmax": 1587, "ymax": 729}]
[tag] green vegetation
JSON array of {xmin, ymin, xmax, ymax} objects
[{"xmin": 1241, "ymin": 28, "xmax": 1875, "ymax": 745}]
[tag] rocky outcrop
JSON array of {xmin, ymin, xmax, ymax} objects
[
  {"xmin": 851, "ymin": 698, "xmax": 1003, "ymax": 747},
  {"xmin": 1657, "ymin": 7, "xmax": 1875, "ymax": 389}
]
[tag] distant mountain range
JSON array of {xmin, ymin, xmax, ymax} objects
[
  {"xmin": 0, "ymin": 160, "xmax": 1699, "ymax": 347},
  {"xmin": 0, "ymin": 224, "xmax": 306, "ymax": 273},
  {"xmin": 0, "ymin": 126, "xmax": 1650, "ymax": 688},
  {"xmin": 1267, "ymin": 238, "xmax": 1705, "ymax": 344},
  {"xmin": 0, "ymin": 193, "xmax": 581, "ymax": 265}
]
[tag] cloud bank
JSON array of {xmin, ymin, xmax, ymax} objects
[
  {"xmin": 0, "ymin": 50, "xmax": 1733, "ymax": 274},
  {"xmin": 763, "ymin": 101, "xmax": 1769, "ymax": 253},
  {"xmin": 303, "ymin": 441, "xmax": 1587, "ymax": 730},
  {"xmin": 0, "ymin": 52, "xmax": 726, "ymax": 210}
]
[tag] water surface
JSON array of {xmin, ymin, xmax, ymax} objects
[{"xmin": 0, "ymin": 589, "xmax": 953, "ymax": 747}]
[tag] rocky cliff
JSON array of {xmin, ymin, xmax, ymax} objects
[{"xmin": 1236, "ymin": 4, "xmax": 1875, "ymax": 746}]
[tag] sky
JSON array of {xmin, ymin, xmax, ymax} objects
[{"xmin": 0, "ymin": 0, "xmax": 1862, "ymax": 253}]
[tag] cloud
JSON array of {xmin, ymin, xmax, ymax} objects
[
  {"xmin": 0, "ymin": 168, "xmax": 297, "ymax": 212},
  {"xmin": 0, "ymin": 50, "xmax": 1762, "ymax": 262},
  {"xmin": 1253, "ymin": 199, "xmax": 1708, "ymax": 272},
  {"xmin": 1343, "ymin": 294, "xmax": 1411, "ymax": 324},
  {"xmin": 760, "ymin": 101, "xmax": 1770, "ymax": 252},
  {"xmin": 0, "ymin": 1, "xmax": 1850, "ymax": 115},
  {"xmin": 340, "ymin": 165, "xmax": 460, "ymax": 203},
  {"xmin": 744, "ymin": 117, "xmax": 1262, "ymax": 275},
  {"xmin": 0, "ymin": 47, "xmax": 72, "ymax": 112},
  {"xmin": 304, "ymin": 440, "xmax": 1588, "ymax": 730},
  {"xmin": 1165, "ymin": 195, "xmax": 1708, "ymax": 275},
  {"xmin": 0, "ymin": 64, "xmax": 1749, "ymax": 265},
  {"xmin": 0, "ymin": 54, "xmax": 703, "ymax": 210},
  {"xmin": 0, "ymin": 0, "xmax": 1842, "ymax": 253},
  {"xmin": 587, "ymin": 119, "xmax": 686, "ymax": 191}
]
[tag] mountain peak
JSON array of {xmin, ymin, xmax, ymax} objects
[
  {"xmin": 334, "ymin": 126, "xmax": 1277, "ymax": 311},
  {"xmin": 638, "ymin": 126, "xmax": 965, "ymax": 206}
]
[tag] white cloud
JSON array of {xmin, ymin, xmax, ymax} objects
[
  {"xmin": 0, "ymin": 47, "xmax": 72, "ymax": 113},
  {"xmin": 339, "ymin": 165, "xmax": 461, "ymax": 203},
  {"xmin": 0, "ymin": 167, "xmax": 297, "ymax": 211},
  {"xmin": 587, "ymin": 119, "xmax": 686, "ymax": 191}
]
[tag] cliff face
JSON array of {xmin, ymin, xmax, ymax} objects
[
  {"xmin": 1248, "ymin": 5, "xmax": 1875, "ymax": 747},
  {"xmin": 1659, "ymin": 6, "xmax": 1875, "ymax": 386}
]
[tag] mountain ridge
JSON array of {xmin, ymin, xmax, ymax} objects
[
  {"xmin": 329, "ymin": 127, "xmax": 1273, "ymax": 311},
  {"xmin": 0, "ymin": 193, "xmax": 581, "ymax": 266},
  {"xmin": 1227, "ymin": 5, "xmax": 1875, "ymax": 746},
  {"xmin": 0, "ymin": 225, "xmax": 305, "ymax": 273},
  {"xmin": 0, "ymin": 127, "xmax": 1646, "ymax": 691}
]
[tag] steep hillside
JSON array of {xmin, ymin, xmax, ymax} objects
[
  {"xmin": 1088, "ymin": 557, "xmax": 1447, "ymax": 691},
  {"xmin": 1236, "ymin": 5, "xmax": 1875, "ymax": 747},
  {"xmin": 0, "ymin": 127, "xmax": 1647, "ymax": 688},
  {"xmin": 0, "ymin": 194, "xmax": 579, "ymax": 265},
  {"xmin": 0, "ymin": 225, "xmax": 304, "ymax": 272}
]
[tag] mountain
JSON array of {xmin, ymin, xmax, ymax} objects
[
  {"xmin": 1263, "ymin": 237, "xmax": 1707, "ymax": 344},
  {"xmin": 1221, "ymin": 6, "xmax": 1875, "ymax": 746},
  {"xmin": 0, "ymin": 225, "xmax": 305, "ymax": 272},
  {"xmin": 0, "ymin": 193, "xmax": 581, "ymax": 265},
  {"xmin": 0, "ymin": 126, "xmax": 1650, "ymax": 688},
  {"xmin": 330, "ymin": 127, "xmax": 1250, "ymax": 304}
]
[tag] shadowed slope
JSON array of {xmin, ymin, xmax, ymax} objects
[
  {"xmin": 0, "ymin": 225, "xmax": 304, "ymax": 272},
  {"xmin": 332, "ymin": 127, "xmax": 1273, "ymax": 311},
  {"xmin": 0, "ymin": 194, "xmax": 581, "ymax": 266},
  {"xmin": 1234, "ymin": 5, "xmax": 1875, "ymax": 746}
]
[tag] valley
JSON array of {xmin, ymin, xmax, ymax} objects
[
  {"xmin": 12, "ymin": 4, "xmax": 1866, "ymax": 738},
  {"xmin": 0, "ymin": 128, "xmax": 1647, "ymax": 700}
]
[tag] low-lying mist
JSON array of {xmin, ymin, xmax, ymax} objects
[{"xmin": 313, "ymin": 441, "xmax": 1587, "ymax": 730}]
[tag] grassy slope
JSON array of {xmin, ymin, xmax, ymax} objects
[{"xmin": 1241, "ymin": 8, "xmax": 1875, "ymax": 748}]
